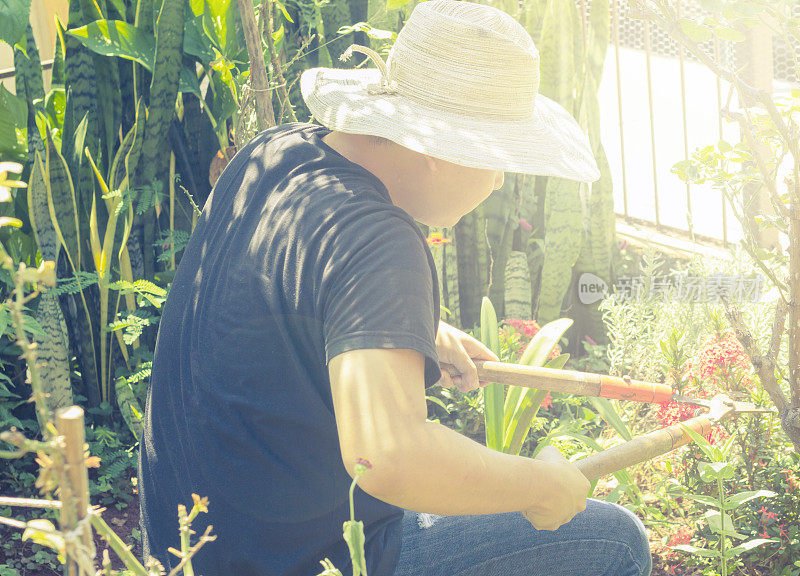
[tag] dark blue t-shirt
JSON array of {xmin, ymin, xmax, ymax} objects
[{"xmin": 139, "ymin": 123, "xmax": 441, "ymax": 576}]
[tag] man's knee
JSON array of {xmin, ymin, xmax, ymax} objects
[{"xmin": 596, "ymin": 502, "xmax": 652, "ymax": 576}]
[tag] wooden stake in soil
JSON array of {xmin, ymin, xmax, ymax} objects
[{"xmin": 56, "ymin": 406, "xmax": 95, "ymax": 575}]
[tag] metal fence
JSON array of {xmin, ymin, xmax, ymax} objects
[{"xmin": 600, "ymin": 0, "xmax": 794, "ymax": 248}]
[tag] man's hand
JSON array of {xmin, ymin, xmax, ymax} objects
[
  {"xmin": 521, "ymin": 446, "xmax": 590, "ymax": 531},
  {"xmin": 435, "ymin": 320, "xmax": 499, "ymax": 393}
]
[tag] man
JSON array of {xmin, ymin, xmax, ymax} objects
[{"xmin": 139, "ymin": 1, "xmax": 652, "ymax": 575}]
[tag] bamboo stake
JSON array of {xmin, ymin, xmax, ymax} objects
[{"xmin": 55, "ymin": 406, "xmax": 94, "ymax": 575}]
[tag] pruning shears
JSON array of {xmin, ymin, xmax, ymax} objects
[{"xmin": 451, "ymin": 361, "xmax": 773, "ymax": 481}]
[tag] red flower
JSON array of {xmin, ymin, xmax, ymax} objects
[
  {"xmin": 503, "ymin": 319, "xmax": 562, "ymax": 361},
  {"xmin": 518, "ymin": 219, "xmax": 532, "ymax": 231},
  {"xmin": 691, "ymin": 333, "xmax": 752, "ymax": 393},
  {"xmin": 760, "ymin": 507, "xmax": 778, "ymax": 522},
  {"xmin": 540, "ymin": 392, "xmax": 553, "ymax": 410},
  {"xmin": 781, "ymin": 469, "xmax": 799, "ymax": 490}
]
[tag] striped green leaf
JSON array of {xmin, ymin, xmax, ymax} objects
[
  {"xmin": 503, "ymin": 317, "xmax": 572, "ymax": 454},
  {"xmin": 480, "ymin": 297, "xmax": 503, "ymax": 451}
]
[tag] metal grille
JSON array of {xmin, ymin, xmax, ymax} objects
[{"xmin": 615, "ymin": 0, "xmax": 799, "ymax": 83}]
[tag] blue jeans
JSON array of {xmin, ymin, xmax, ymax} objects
[{"xmin": 393, "ymin": 499, "xmax": 652, "ymax": 576}]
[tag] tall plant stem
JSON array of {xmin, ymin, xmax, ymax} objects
[
  {"xmin": 718, "ymin": 477, "xmax": 726, "ymax": 576},
  {"xmin": 263, "ymin": 0, "xmax": 298, "ymax": 123},
  {"xmin": 237, "ymin": 0, "xmax": 276, "ymax": 129}
]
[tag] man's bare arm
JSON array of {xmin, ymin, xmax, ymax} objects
[{"xmin": 328, "ymin": 348, "xmax": 589, "ymax": 528}]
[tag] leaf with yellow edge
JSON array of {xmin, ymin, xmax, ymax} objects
[
  {"xmin": 0, "ymin": 217, "xmax": 22, "ymax": 227},
  {"xmin": 22, "ymin": 519, "xmax": 66, "ymax": 563},
  {"xmin": 89, "ymin": 193, "xmax": 102, "ymax": 273}
]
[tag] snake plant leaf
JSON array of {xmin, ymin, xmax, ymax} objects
[
  {"xmin": 586, "ymin": 0, "xmax": 609, "ymax": 83},
  {"xmin": 480, "ymin": 297, "xmax": 504, "ymax": 451},
  {"xmin": 484, "ymin": 180, "xmax": 516, "ymax": 315},
  {"xmin": 455, "ymin": 210, "xmax": 483, "ymax": 328},
  {"xmin": 45, "ymin": 132, "xmax": 82, "ymax": 272},
  {"xmin": 63, "ymin": 0, "xmax": 102, "ymax": 189},
  {"xmin": 538, "ymin": 0, "xmax": 580, "ymax": 113},
  {"xmin": 33, "ymin": 293, "xmax": 74, "ymax": 418},
  {"xmin": 430, "ymin": 227, "xmax": 460, "ymax": 327},
  {"xmin": 536, "ymin": 178, "xmax": 583, "ymax": 325},
  {"xmin": 115, "ymin": 376, "xmax": 143, "ymax": 440},
  {"xmin": 14, "ymin": 24, "xmax": 45, "ymax": 158},
  {"xmin": 28, "ymin": 152, "xmax": 59, "ymax": 261},
  {"xmin": 137, "ymin": 0, "xmax": 184, "ymax": 290},
  {"xmin": 504, "ymin": 251, "xmax": 531, "ymax": 320}
]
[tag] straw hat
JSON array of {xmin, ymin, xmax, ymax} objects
[{"xmin": 300, "ymin": 0, "xmax": 600, "ymax": 182}]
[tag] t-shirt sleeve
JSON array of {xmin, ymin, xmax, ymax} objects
[{"xmin": 321, "ymin": 209, "xmax": 441, "ymax": 388}]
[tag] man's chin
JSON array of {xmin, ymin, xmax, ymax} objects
[{"xmin": 419, "ymin": 215, "xmax": 463, "ymax": 228}]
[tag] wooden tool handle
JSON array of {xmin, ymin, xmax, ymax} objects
[
  {"xmin": 574, "ymin": 415, "xmax": 712, "ymax": 481},
  {"xmin": 473, "ymin": 361, "xmax": 674, "ymax": 404}
]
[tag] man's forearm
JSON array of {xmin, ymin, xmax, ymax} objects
[{"xmin": 353, "ymin": 419, "xmax": 560, "ymax": 516}]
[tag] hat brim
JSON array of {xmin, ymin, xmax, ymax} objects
[{"xmin": 300, "ymin": 67, "xmax": 600, "ymax": 182}]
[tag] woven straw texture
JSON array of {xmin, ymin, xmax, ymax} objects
[{"xmin": 301, "ymin": 0, "xmax": 600, "ymax": 181}]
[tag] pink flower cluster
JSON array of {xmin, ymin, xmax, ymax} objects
[
  {"xmin": 655, "ymin": 333, "xmax": 753, "ymax": 445},
  {"xmin": 689, "ymin": 333, "xmax": 752, "ymax": 392},
  {"xmin": 502, "ymin": 319, "xmax": 562, "ymax": 360}
]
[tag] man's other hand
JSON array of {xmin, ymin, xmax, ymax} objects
[
  {"xmin": 520, "ymin": 446, "xmax": 590, "ymax": 531},
  {"xmin": 435, "ymin": 320, "xmax": 499, "ymax": 393}
]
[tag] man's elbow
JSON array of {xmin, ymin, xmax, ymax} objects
[{"xmin": 339, "ymin": 423, "xmax": 424, "ymax": 501}]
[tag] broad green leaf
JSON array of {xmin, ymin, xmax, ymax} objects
[
  {"xmin": 724, "ymin": 490, "xmax": 776, "ymax": 510},
  {"xmin": 518, "ymin": 318, "xmax": 573, "ymax": 367},
  {"xmin": 703, "ymin": 510, "xmax": 745, "ymax": 538},
  {"xmin": 678, "ymin": 18, "xmax": 713, "ymax": 43},
  {"xmin": 682, "ymin": 493, "xmax": 720, "ymax": 507},
  {"xmin": 425, "ymin": 396, "xmax": 449, "ymax": 412},
  {"xmin": 387, "ymin": 0, "xmax": 412, "ymax": 9},
  {"xmin": 671, "ymin": 544, "xmax": 719, "ymax": 558},
  {"xmin": 680, "ymin": 423, "xmax": 716, "ymax": 460},
  {"xmin": 68, "ymin": 20, "xmax": 199, "ymax": 95},
  {"xmin": 184, "ymin": 16, "xmax": 216, "ymax": 63},
  {"xmin": 68, "ymin": 20, "xmax": 154, "ymax": 69},
  {"xmin": 545, "ymin": 353, "xmax": 569, "ymax": 369},
  {"xmin": 712, "ymin": 25, "xmax": 745, "ymax": 43},
  {"xmin": 726, "ymin": 538, "xmax": 777, "ymax": 557},
  {"xmin": 0, "ymin": 0, "xmax": 32, "ymax": 47},
  {"xmin": 698, "ymin": 461, "xmax": 735, "ymax": 483}
]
